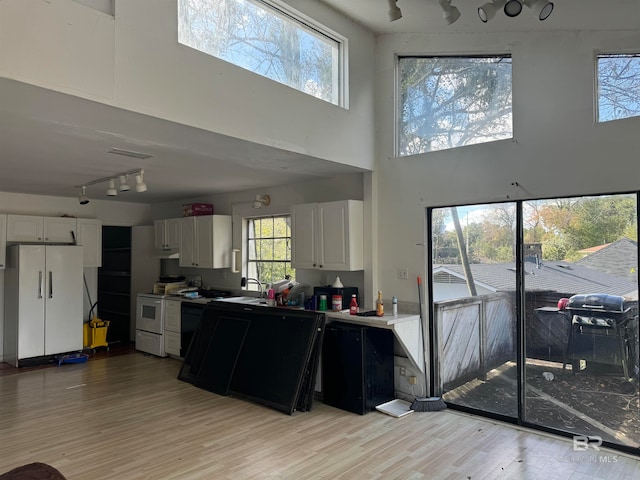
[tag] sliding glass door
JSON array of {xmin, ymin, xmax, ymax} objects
[
  {"xmin": 432, "ymin": 203, "xmax": 518, "ymax": 419},
  {"xmin": 430, "ymin": 193, "xmax": 640, "ymax": 453}
]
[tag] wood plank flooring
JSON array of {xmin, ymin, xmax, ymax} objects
[{"xmin": 1, "ymin": 352, "xmax": 638, "ymax": 479}]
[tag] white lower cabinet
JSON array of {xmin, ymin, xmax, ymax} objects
[{"xmin": 164, "ymin": 299, "xmax": 182, "ymax": 356}]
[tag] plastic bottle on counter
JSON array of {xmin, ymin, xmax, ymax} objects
[
  {"xmin": 349, "ymin": 294, "xmax": 358, "ymax": 315},
  {"xmin": 376, "ymin": 291, "xmax": 384, "ymax": 317},
  {"xmin": 392, "ymin": 296, "xmax": 398, "ymax": 316},
  {"xmin": 319, "ymin": 294, "xmax": 328, "ymax": 311},
  {"xmin": 331, "ymin": 294, "xmax": 342, "ymax": 311}
]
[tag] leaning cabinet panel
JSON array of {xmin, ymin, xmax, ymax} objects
[{"xmin": 291, "ymin": 200, "xmax": 363, "ymax": 271}]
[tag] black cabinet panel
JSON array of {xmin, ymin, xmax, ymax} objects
[
  {"xmin": 322, "ymin": 322, "xmax": 394, "ymax": 415},
  {"xmin": 178, "ymin": 302, "xmax": 325, "ymax": 415}
]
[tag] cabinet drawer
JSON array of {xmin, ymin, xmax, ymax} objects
[
  {"xmin": 135, "ymin": 330, "xmax": 166, "ymax": 357},
  {"xmin": 164, "ymin": 331, "xmax": 181, "ymax": 356}
]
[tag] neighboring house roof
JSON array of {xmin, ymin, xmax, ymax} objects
[
  {"xmin": 434, "ymin": 260, "xmax": 637, "ymax": 298},
  {"xmin": 575, "ymin": 237, "xmax": 638, "ymax": 282}
]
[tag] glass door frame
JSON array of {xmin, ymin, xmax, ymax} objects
[{"xmin": 427, "ymin": 192, "xmax": 640, "ymax": 456}]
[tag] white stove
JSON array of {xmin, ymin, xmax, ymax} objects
[{"xmin": 135, "ymin": 293, "xmax": 167, "ymax": 357}]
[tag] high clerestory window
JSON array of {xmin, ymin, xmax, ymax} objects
[
  {"xmin": 597, "ymin": 54, "xmax": 640, "ymax": 123},
  {"xmin": 397, "ymin": 55, "xmax": 513, "ymax": 156},
  {"xmin": 178, "ymin": 0, "xmax": 347, "ymax": 107}
]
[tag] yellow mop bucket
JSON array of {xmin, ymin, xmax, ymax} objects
[{"xmin": 83, "ymin": 318, "xmax": 110, "ymax": 350}]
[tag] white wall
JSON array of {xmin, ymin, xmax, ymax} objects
[
  {"xmin": 375, "ymin": 30, "xmax": 640, "ymax": 311},
  {"xmin": 0, "ymin": 190, "xmax": 153, "ymax": 360},
  {"xmin": 0, "ymin": 0, "xmax": 376, "ymax": 170}
]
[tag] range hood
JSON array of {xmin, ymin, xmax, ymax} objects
[{"xmin": 155, "ymin": 249, "xmax": 179, "ymax": 259}]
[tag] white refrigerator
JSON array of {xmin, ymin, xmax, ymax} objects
[{"xmin": 3, "ymin": 244, "xmax": 83, "ymax": 367}]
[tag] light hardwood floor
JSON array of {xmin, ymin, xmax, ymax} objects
[{"xmin": 1, "ymin": 353, "xmax": 638, "ymax": 480}]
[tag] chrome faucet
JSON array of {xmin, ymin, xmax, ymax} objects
[{"xmin": 241, "ymin": 277, "xmax": 264, "ymax": 298}]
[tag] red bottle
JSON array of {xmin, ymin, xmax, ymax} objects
[{"xmin": 349, "ymin": 294, "xmax": 358, "ymax": 315}]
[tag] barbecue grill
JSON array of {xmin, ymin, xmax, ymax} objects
[{"xmin": 561, "ymin": 293, "xmax": 638, "ymax": 380}]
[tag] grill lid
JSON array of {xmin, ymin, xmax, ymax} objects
[{"xmin": 566, "ymin": 293, "xmax": 628, "ymax": 313}]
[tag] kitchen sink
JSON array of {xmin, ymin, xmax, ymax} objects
[{"xmin": 215, "ymin": 296, "xmax": 269, "ymax": 305}]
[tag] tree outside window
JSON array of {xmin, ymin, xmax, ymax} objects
[{"xmin": 246, "ymin": 215, "xmax": 294, "ymax": 288}]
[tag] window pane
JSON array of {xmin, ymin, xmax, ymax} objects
[
  {"xmin": 597, "ymin": 54, "xmax": 640, "ymax": 122},
  {"xmin": 246, "ymin": 215, "xmax": 294, "ymax": 287},
  {"xmin": 398, "ymin": 56, "xmax": 512, "ymax": 156},
  {"xmin": 178, "ymin": 0, "xmax": 343, "ymax": 106}
]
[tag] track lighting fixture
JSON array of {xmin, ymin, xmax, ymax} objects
[
  {"xmin": 75, "ymin": 168, "xmax": 148, "ymax": 203},
  {"xmin": 478, "ymin": 0, "xmax": 506, "ymax": 22},
  {"xmin": 78, "ymin": 186, "xmax": 89, "ymax": 205},
  {"xmin": 438, "ymin": 0, "xmax": 461, "ymax": 25},
  {"xmin": 387, "ymin": 0, "xmax": 402, "ymax": 22},
  {"xmin": 504, "ymin": 0, "xmax": 523, "ymax": 17},
  {"xmin": 106, "ymin": 178, "xmax": 118, "ymax": 196},
  {"xmin": 524, "ymin": 0, "xmax": 553, "ymax": 21},
  {"xmin": 119, "ymin": 174, "xmax": 131, "ymax": 192},
  {"xmin": 478, "ymin": 0, "xmax": 553, "ymax": 23}
]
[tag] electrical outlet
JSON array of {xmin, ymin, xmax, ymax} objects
[
  {"xmin": 397, "ymin": 267, "xmax": 409, "ymax": 280},
  {"xmin": 399, "ymin": 366, "xmax": 406, "ymax": 376},
  {"xmin": 408, "ymin": 376, "xmax": 417, "ymax": 385}
]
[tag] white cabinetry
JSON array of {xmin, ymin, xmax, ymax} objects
[
  {"xmin": 154, "ymin": 218, "xmax": 182, "ymax": 250},
  {"xmin": 179, "ymin": 215, "xmax": 232, "ymax": 268},
  {"xmin": 163, "ymin": 299, "xmax": 182, "ymax": 357},
  {"xmin": 0, "ymin": 214, "xmax": 6, "ymax": 269},
  {"xmin": 6, "ymin": 215, "xmax": 77, "ymax": 243},
  {"xmin": 76, "ymin": 218, "xmax": 102, "ymax": 267},
  {"xmin": 291, "ymin": 200, "xmax": 363, "ymax": 271}
]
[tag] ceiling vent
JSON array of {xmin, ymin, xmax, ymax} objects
[{"xmin": 107, "ymin": 148, "xmax": 152, "ymax": 159}]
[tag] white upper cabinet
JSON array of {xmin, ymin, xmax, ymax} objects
[
  {"xmin": 76, "ymin": 218, "xmax": 102, "ymax": 267},
  {"xmin": 0, "ymin": 214, "xmax": 6, "ymax": 269},
  {"xmin": 291, "ymin": 200, "xmax": 364, "ymax": 271},
  {"xmin": 154, "ymin": 218, "xmax": 182, "ymax": 250},
  {"xmin": 179, "ymin": 215, "xmax": 232, "ymax": 269},
  {"xmin": 6, "ymin": 215, "xmax": 76, "ymax": 243}
]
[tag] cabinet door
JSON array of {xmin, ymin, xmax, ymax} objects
[
  {"xmin": 179, "ymin": 217, "xmax": 196, "ymax": 267},
  {"xmin": 319, "ymin": 200, "xmax": 363, "ymax": 271},
  {"xmin": 76, "ymin": 219, "xmax": 102, "ymax": 267},
  {"xmin": 195, "ymin": 216, "xmax": 214, "ymax": 268},
  {"xmin": 164, "ymin": 300, "xmax": 181, "ymax": 332},
  {"xmin": 0, "ymin": 214, "xmax": 6, "ymax": 268},
  {"xmin": 165, "ymin": 218, "xmax": 182, "ymax": 249},
  {"xmin": 154, "ymin": 220, "xmax": 166, "ymax": 249},
  {"xmin": 291, "ymin": 203, "xmax": 318, "ymax": 269},
  {"xmin": 44, "ymin": 217, "xmax": 77, "ymax": 243},
  {"xmin": 6, "ymin": 214, "xmax": 43, "ymax": 242}
]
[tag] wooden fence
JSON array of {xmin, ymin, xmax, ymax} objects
[{"xmin": 435, "ymin": 292, "xmax": 515, "ymax": 391}]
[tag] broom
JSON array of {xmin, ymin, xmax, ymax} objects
[{"xmin": 411, "ymin": 275, "xmax": 446, "ymax": 412}]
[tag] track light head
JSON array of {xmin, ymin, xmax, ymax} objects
[
  {"xmin": 524, "ymin": 0, "xmax": 553, "ymax": 21},
  {"xmin": 119, "ymin": 174, "xmax": 131, "ymax": 192},
  {"xmin": 387, "ymin": 0, "xmax": 402, "ymax": 22},
  {"xmin": 478, "ymin": 0, "xmax": 506, "ymax": 23},
  {"xmin": 135, "ymin": 169, "xmax": 147, "ymax": 193},
  {"xmin": 504, "ymin": 0, "xmax": 523, "ymax": 17},
  {"xmin": 439, "ymin": 0, "xmax": 460, "ymax": 25},
  {"xmin": 106, "ymin": 178, "xmax": 118, "ymax": 196},
  {"xmin": 79, "ymin": 186, "xmax": 89, "ymax": 205}
]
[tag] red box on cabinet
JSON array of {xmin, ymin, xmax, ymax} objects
[{"xmin": 183, "ymin": 203, "xmax": 214, "ymax": 216}]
